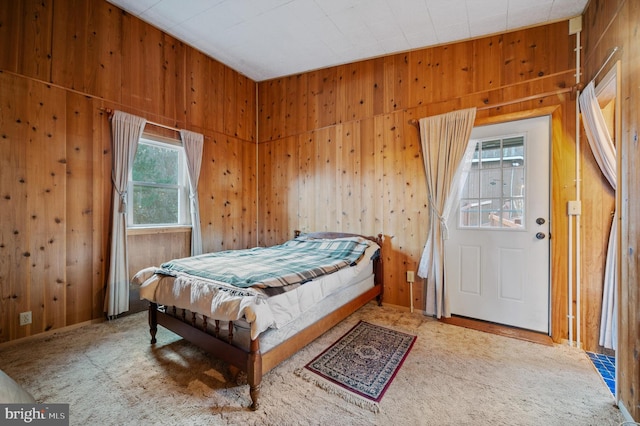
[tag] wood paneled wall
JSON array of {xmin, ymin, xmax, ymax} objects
[
  {"xmin": 583, "ymin": 0, "xmax": 640, "ymax": 420},
  {"xmin": 0, "ymin": 0, "xmax": 257, "ymax": 343},
  {"xmin": 256, "ymin": 20, "xmax": 616, "ymax": 352}
]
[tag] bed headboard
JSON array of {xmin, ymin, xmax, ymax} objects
[
  {"xmin": 294, "ymin": 230, "xmax": 384, "ymax": 300},
  {"xmin": 294, "ymin": 230, "xmax": 383, "ymax": 246}
]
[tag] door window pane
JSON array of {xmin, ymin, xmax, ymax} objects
[{"xmin": 458, "ymin": 135, "xmax": 525, "ymax": 229}]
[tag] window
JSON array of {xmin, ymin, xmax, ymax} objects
[
  {"xmin": 127, "ymin": 136, "xmax": 191, "ymax": 227},
  {"xmin": 458, "ymin": 135, "xmax": 525, "ymax": 229}
]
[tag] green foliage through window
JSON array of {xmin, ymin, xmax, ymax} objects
[{"xmin": 128, "ymin": 138, "xmax": 190, "ymax": 226}]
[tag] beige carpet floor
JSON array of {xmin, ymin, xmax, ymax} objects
[{"xmin": 0, "ymin": 302, "xmax": 624, "ymax": 425}]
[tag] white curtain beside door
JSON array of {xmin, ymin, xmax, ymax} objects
[{"xmin": 417, "ymin": 108, "xmax": 477, "ymax": 318}]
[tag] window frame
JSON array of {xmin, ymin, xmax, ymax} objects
[{"xmin": 126, "ymin": 134, "xmax": 191, "ymax": 229}]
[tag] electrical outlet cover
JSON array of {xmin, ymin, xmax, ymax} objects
[{"xmin": 19, "ymin": 311, "xmax": 32, "ymax": 326}]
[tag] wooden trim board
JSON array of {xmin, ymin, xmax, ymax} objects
[{"xmin": 439, "ymin": 315, "xmax": 554, "ymax": 346}]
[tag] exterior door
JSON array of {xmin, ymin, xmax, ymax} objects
[{"xmin": 445, "ymin": 115, "xmax": 550, "ymax": 333}]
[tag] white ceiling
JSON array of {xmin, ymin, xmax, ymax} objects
[{"xmin": 106, "ymin": 0, "xmax": 587, "ymax": 82}]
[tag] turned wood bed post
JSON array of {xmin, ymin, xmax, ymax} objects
[
  {"xmin": 247, "ymin": 338, "xmax": 262, "ymax": 410},
  {"xmin": 376, "ymin": 233, "xmax": 384, "ymax": 306},
  {"xmin": 149, "ymin": 302, "xmax": 158, "ymax": 344}
]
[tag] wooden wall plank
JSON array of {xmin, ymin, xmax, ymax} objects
[
  {"xmin": 620, "ymin": 0, "xmax": 639, "ymax": 418},
  {"xmin": 91, "ymin": 102, "xmax": 111, "ymax": 320},
  {"xmin": 548, "ymin": 104, "xmax": 574, "ymax": 346},
  {"xmin": 200, "ymin": 133, "xmax": 255, "ymax": 252},
  {"xmin": 337, "ymin": 61, "xmax": 376, "ymax": 123},
  {"xmin": 428, "ymin": 45, "xmax": 448, "ymax": 103},
  {"xmin": 50, "ymin": 0, "xmax": 88, "ymax": 92},
  {"xmin": 226, "ymin": 134, "xmax": 245, "ymax": 248},
  {"xmin": 19, "ymin": 0, "xmax": 53, "ymax": 81},
  {"xmin": 127, "ymin": 230, "xmax": 190, "ymax": 279},
  {"xmin": 296, "ymin": 132, "xmax": 314, "ymax": 234},
  {"xmin": 185, "ymin": 49, "xmax": 255, "ymax": 140},
  {"xmin": 449, "ymin": 42, "xmax": 474, "ymax": 99},
  {"xmin": 0, "ymin": 1, "xmax": 22, "ymax": 73},
  {"xmin": 408, "ymin": 48, "xmax": 434, "ymax": 109},
  {"xmin": 120, "ymin": 13, "xmax": 165, "ymax": 117},
  {"xmin": 65, "ymin": 92, "xmax": 95, "ymax": 324},
  {"xmin": 25, "ymin": 80, "xmax": 67, "ymax": 334},
  {"xmin": 384, "ymin": 54, "xmax": 410, "ymax": 114},
  {"xmin": 258, "ymin": 136, "xmax": 283, "ymax": 245},
  {"xmin": 359, "ymin": 117, "xmax": 383, "ymax": 235},
  {"xmin": 306, "ymin": 67, "xmax": 337, "ymax": 130},
  {"xmin": 401, "ymin": 110, "xmax": 428, "ymax": 310},
  {"xmin": 51, "ymin": 0, "xmax": 123, "ymax": 102},
  {"xmin": 293, "ymin": 126, "xmax": 339, "ymax": 236},
  {"xmin": 159, "ymin": 33, "xmax": 184, "ymax": 123},
  {"xmin": 239, "ymin": 139, "xmax": 257, "ymax": 248},
  {"xmin": 0, "ymin": 72, "xmax": 30, "ymax": 342},
  {"xmin": 186, "ymin": 50, "xmax": 212, "ymax": 132},
  {"xmin": 335, "ymin": 121, "xmax": 361, "ymax": 233},
  {"xmin": 237, "ymin": 74, "xmax": 256, "ymax": 143},
  {"xmin": 472, "ymin": 36, "xmax": 502, "ymax": 93},
  {"xmin": 257, "ymin": 134, "xmax": 298, "ymax": 247},
  {"xmin": 282, "ymin": 74, "xmax": 307, "ymax": 138},
  {"xmin": 258, "ymin": 78, "xmax": 286, "ymax": 142},
  {"xmin": 313, "ymin": 127, "xmax": 338, "ymax": 232},
  {"xmin": 380, "ymin": 112, "xmax": 414, "ymax": 307},
  {"xmin": 257, "ymin": 141, "xmax": 274, "ymax": 244},
  {"xmin": 223, "ymin": 67, "xmax": 238, "ymax": 138}
]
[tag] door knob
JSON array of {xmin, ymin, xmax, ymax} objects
[
  {"xmin": 536, "ymin": 217, "xmax": 546, "ymax": 225},
  {"xmin": 536, "ymin": 232, "xmax": 546, "ymax": 240}
]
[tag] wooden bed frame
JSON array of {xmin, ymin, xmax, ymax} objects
[{"xmin": 147, "ymin": 231, "xmax": 384, "ymax": 410}]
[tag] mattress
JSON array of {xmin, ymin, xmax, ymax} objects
[
  {"xmin": 205, "ymin": 264, "xmax": 375, "ymax": 352},
  {"xmin": 251, "ymin": 272, "xmax": 374, "ymax": 352},
  {"xmin": 137, "ymin": 244, "xmax": 377, "ymax": 340}
]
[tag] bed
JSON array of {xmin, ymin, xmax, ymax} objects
[{"xmin": 133, "ymin": 230, "xmax": 383, "ymax": 410}]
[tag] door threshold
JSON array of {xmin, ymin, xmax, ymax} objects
[{"xmin": 439, "ymin": 315, "xmax": 554, "ymax": 346}]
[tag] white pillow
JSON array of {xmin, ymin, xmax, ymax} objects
[{"xmin": 0, "ymin": 369, "xmax": 36, "ymax": 403}]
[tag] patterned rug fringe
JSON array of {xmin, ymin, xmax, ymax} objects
[{"xmin": 294, "ymin": 368, "xmax": 380, "ymax": 413}]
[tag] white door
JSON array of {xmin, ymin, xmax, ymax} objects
[{"xmin": 445, "ymin": 115, "xmax": 550, "ymax": 333}]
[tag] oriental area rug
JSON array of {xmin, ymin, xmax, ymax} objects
[{"xmin": 295, "ymin": 321, "xmax": 416, "ymax": 412}]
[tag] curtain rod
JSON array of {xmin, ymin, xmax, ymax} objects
[
  {"xmin": 592, "ymin": 47, "xmax": 619, "ymax": 83},
  {"xmin": 100, "ymin": 107, "xmax": 181, "ymax": 133},
  {"xmin": 407, "ymin": 87, "xmax": 574, "ymax": 129}
]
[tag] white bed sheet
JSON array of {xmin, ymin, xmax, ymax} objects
[
  {"xmin": 256, "ymin": 273, "xmax": 374, "ymax": 352},
  {"xmin": 205, "ymin": 269, "xmax": 375, "ymax": 352},
  {"xmin": 265, "ymin": 261, "xmax": 373, "ymax": 329}
]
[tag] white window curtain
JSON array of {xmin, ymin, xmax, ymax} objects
[
  {"xmin": 579, "ymin": 81, "xmax": 617, "ymax": 349},
  {"xmin": 180, "ymin": 129, "xmax": 204, "ymax": 256},
  {"xmin": 105, "ymin": 110, "xmax": 147, "ymax": 317},
  {"xmin": 417, "ymin": 108, "xmax": 477, "ymax": 318}
]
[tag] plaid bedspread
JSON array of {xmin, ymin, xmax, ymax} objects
[{"xmin": 157, "ymin": 237, "xmax": 372, "ymax": 289}]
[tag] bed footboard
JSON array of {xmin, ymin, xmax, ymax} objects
[{"xmin": 148, "ymin": 302, "xmax": 263, "ymax": 410}]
